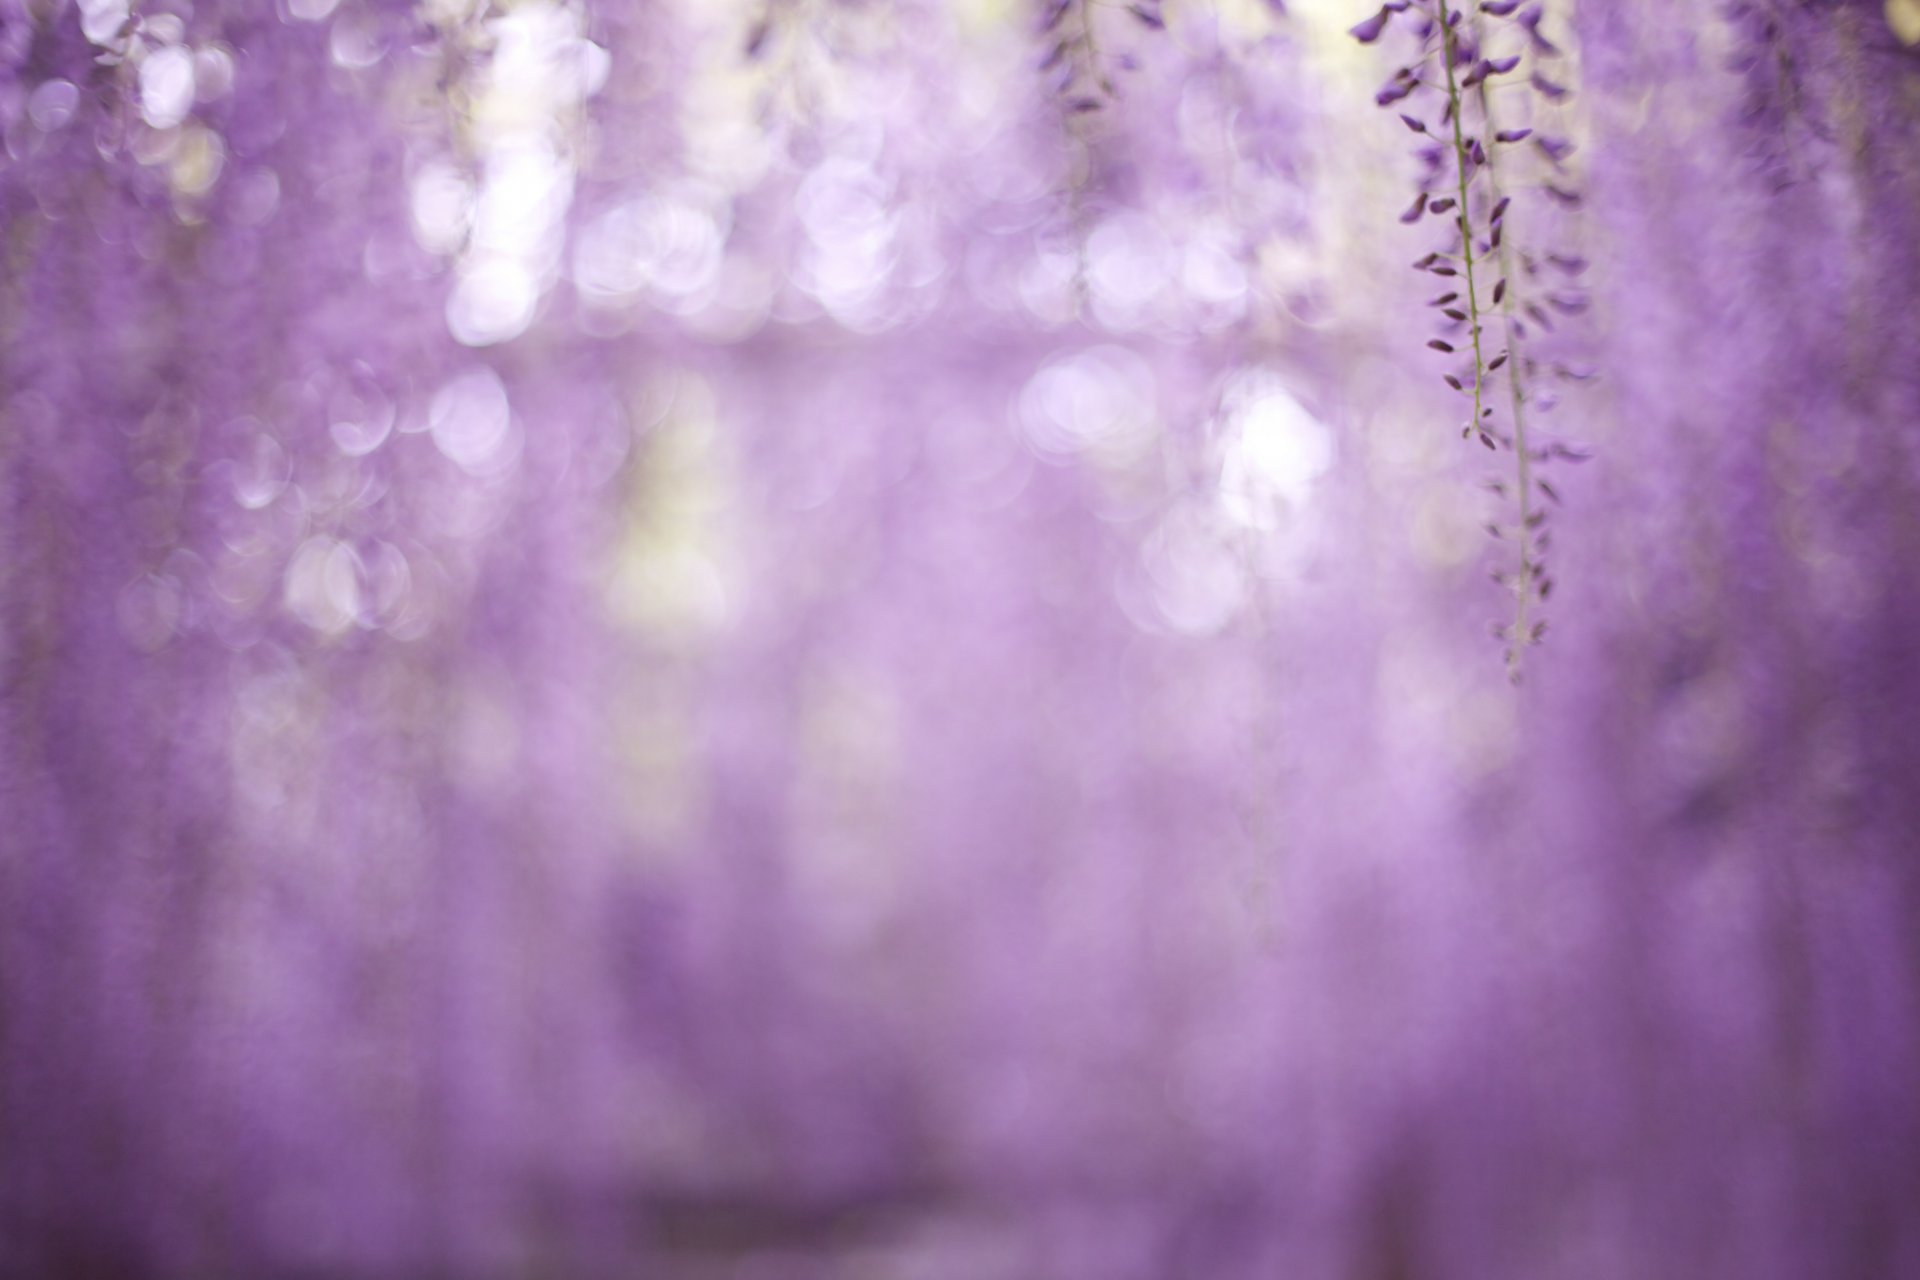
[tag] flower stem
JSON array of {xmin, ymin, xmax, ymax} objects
[
  {"xmin": 1473, "ymin": 41, "xmax": 1536, "ymax": 681},
  {"xmin": 1435, "ymin": 2, "xmax": 1489, "ymax": 439}
]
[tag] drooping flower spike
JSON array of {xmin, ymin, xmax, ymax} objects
[{"xmin": 1351, "ymin": 0, "xmax": 1588, "ymax": 678}]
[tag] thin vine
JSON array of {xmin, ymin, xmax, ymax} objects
[{"xmin": 1353, "ymin": 0, "xmax": 1588, "ymax": 679}]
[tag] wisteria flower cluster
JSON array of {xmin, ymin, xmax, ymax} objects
[{"xmin": 1353, "ymin": 0, "xmax": 1589, "ymax": 677}]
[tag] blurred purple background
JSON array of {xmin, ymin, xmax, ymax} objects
[{"xmin": 3, "ymin": 0, "xmax": 1920, "ymax": 1275}]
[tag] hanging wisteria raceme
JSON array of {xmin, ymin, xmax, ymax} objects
[
  {"xmin": 1354, "ymin": 0, "xmax": 1589, "ymax": 677},
  {"xmin": 2, "ymin": 0, "xmax": 1919, "ymax": 1276}
]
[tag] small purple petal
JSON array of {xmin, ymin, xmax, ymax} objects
[{"xmin": 1350, "ymin": 8, "xmax": 1391, "ymax": 43}]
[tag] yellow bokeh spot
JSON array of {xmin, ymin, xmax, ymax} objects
[{"xmin": 1890, "ymin": 0, "xmax": 1920, "ymax": 46}]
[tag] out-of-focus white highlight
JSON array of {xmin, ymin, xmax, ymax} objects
[
  {"xmin": 793, "ymin": 156, "xmax": 900, "ymax": 329},
  {"xmin": 78, "ymin": 0, "xmax": 130, "ymax": 46},
  {"xmin": 1140, "ymin": 502, "xmax": 1249, "ymax": 637},
  {"xmin": 435, "ymin": 1, "xmax": 607, "ymax": 347},
  {"xmin": 193, "ymin": 47, "xmax": 235, "ymax": 101},
  {"xmin": 329, "ymin": 374, "xmax": 395, "ymax": 457},
  {"xmin": 1018, "ymin": 347, "xmax": 1158, "ymax": 463},
  {"xmin": 286, "ymin": 0, "xmax": 342, "ymax": 22},
  {"xmin": 284, "ymin": 536, "xmax": 363, "ymax": 635},
  {"xmin": 430, "ymin": 367, "xmax": 519, "ymax": 477},
  {"xmin": 28, "ymin": 81, "xmax": 80, "ymax": 132},
  {"xmin": 575, "ymin": 189, "xmax": 729, "ymax": 309},
  {"xmin": 449, "ymin": 258, "xmax": 540, "ymax": 346},
  {"xmin": 1217, "ymin": 370, "xmax": 1333, "ymax": 529},
  {"xmin": 1121, "ymin": 368, "xmax": 1333, "ymax": 637},
  {"xmin": 1086, "ymin": 213, "xmax": 1173, "ymax": 330},
  {"xmin": 139, "ymin": 45, "xmax": 197, "ymax": 130},
  {"xmin": 411, "ymin": 163, "xmax": 473, "ymax": 256},
  {"xmin": 230, "ymin": 428, "xmax": 291, "ymax": 511}
]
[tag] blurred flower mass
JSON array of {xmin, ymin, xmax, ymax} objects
[{"xmin": 4, "ymin": 0, "xmax": 1920, "ymax": 1274}]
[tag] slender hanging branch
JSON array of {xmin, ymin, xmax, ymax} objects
[
  {"xmin": 1436, "ymin": 1, "xmax": 1492, "ymax": 438},
  {"xmin": 1471, "ymin": 44, "xmax": 1539, "ymax": 682},
  {"xmin": 1351, "ymin": 0, "xmax": 1587, "ymax": 679},
  {"xmin": 1034, "ymin": 0, "xmax": 1170, "ymax": 315}
]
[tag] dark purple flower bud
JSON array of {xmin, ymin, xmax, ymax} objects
[
  {"xmin": 1429, "ymin": 291, "xmax": 1459, "ymax": 304},
  {"xmin": 1350, "ymin": 8, "xmax": 1392, "ymax": 43},
  {"xmin": 1486, "ymin": 55, "xmax": 1521, "ymax": 75},
  {"xmin": 1492, "ymin": 278, "xmax": 1506, "ymax": 304},
  {"xmin": 1488, "ymin": 352, "xmax": 1509, "ymax": 370},
  {"xmin": 1531, "ymin": 71, "xmax": 1570, "ymax": 100},
  {"xmin": 1401, "ymin": 114, "xmax": 1429, "ymax": 133},
  {"xmin": 1376, "ymin": 76, "xmax": 1417, "ymax": 106},
  {"xmin": 1401, "ymin": 191, "xmax": 1430, "ymax": 223},
  {"xmin": 1430, "ymin": 197, "xmax": 1456, "ymax": 213},
  {"xmin": 1535, "ymin": 135, "xmax": 1575, "ymax": 163},
  {"xmin": 1495, "ymin": 128, "xmax": 1533, "ymax": 143},
  {"xmin": 1521, "ymin": 7, "xmax": 1561, "ymax": 55},
  {"xmin": 744, "ymin": 18, "xmax": 773, "ymax": 59},
  {"xmin": 1490, "ymin": 195, "xmax": 1511, "ymax": 222},
  {"xmin": 1429, "ymin": 339, "xmax": 1456, "ymax": 352},
  {"xmin": 1482, "ymin": 0, "xmax": 1522, "ymax": 12}
]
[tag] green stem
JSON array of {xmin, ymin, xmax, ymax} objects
[
  {"xmin": 1472, "ymin": 39, "xmax": 1537, "ymax": 681},
  {"xmin": 1435, "ymin": 2, "xmax": 1489, "ymax": 440}
]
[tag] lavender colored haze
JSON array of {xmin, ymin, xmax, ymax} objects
[{"xmin": 2, "ymin": 0, "xmax": 1919, "ymax": 1275}]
